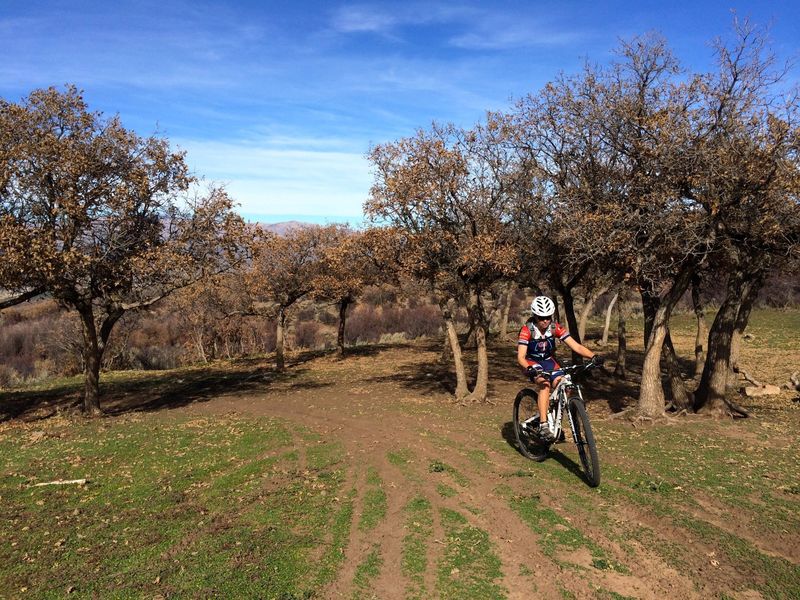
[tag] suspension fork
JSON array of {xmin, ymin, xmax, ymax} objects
[{"xmin": 565, "ymin": 385, "xmax": 584, "ymax": 443}]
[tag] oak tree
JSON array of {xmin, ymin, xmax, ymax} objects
[{"xmin": 0, "ymin": 86, "xmax": 247, "ymax": 413}]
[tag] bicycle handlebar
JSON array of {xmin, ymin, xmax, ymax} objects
[{"xmin": 527, "ymin": 359, "xmax": 602, "ymax": 381}]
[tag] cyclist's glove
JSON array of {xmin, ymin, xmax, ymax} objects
[
  {"xmin": 526, "ymin": 365, "xmax": 544, "ymax": 380},
  {"xmin": 591, "ymin": 355, "xmax": 605, "ymax": 367}
]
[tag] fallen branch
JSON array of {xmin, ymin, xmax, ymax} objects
[
  {"xmin": 739, "ymin": 369, "xmax": 762, "ymax": 387},
  {"xmin": 725, "ymin": 399, "xmax": 750, "ymax": 418},
  {"xmin": 30, "ymin": 478, "xmax": 89, "ymax": 488}
]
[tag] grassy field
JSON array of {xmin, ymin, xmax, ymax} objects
[{"xmin": 1, "ymin": 309, "xmax": 798, "ymax": 599}]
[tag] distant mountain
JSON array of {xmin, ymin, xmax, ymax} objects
[{"xmin": 259, "ymin": 221, "xmax": 313, "ymax": 235}]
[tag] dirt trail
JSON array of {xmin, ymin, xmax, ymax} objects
[{"xmin": 176, "ymin": 345, "xmax": 798, "ymax": 600}]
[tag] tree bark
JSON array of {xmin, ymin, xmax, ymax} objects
[
  {"xmin": 77, "ymin": 305, "xmax": 121, "ymax": 415},
  {"xmin": 663, "ymin": 333, "xmax": 692, "ymax": 410},
  {"xmin": 464, "ymin": 294, "xmax": 489, "ymax": 403},
  {"xmin": 79, "ymin": 306, "xmax": 103, "ymax": 415},
  {"xmin": 694, "ymin": 267, "xmax": 752, "ymax": 415},
  {"xmin": 640, "ymin": 281, "xmax": 659, "ymax": 348},
  {"xmin": 578, "ymin": 283, "xmax": 610, "ymax": 343},
  {"xmin": 555, "ymin": 282, "xmax": 582, "ymax": 363},
  {"xmin": 600, "ymin": 291, "xmax": 619, "ymax": 347},
  {"xmin": 691, "ymin": 278, "xmax": 707, "ymax": 379},
  {"xmin": 559, "ymin": 286, "xmax": 581, "ymax": 344},
  {"xmin": 499, "ymin": 282, "xmax": 515, "ymax": 340},
  {"xmin": 276, "ymin": 306, "xmax": 286, "ymax": 371},
  {"xmin": 0, "ymin": 288, "xmax": 44, "ymax": 310},
  {"xmin": 614, "ymin": 295, "xmax": 628, "ymax": 379},
  {"xmin": 638, "ymin": 266, "xmax": 694, "ymax": 418},
  {"xmin": 441, "ymin": 301, "xmax": 469, "ymax": 399},
  {"xmin": 728, "ymin": 278, "xmax": 760, "ymax": 389},
  {"xmin": 337, "ymin": 296, "xmax": 351, "ymax": 356},
  {"xmin": 695, "ymin": 266, "xmax": 763, "ymax": 415}
]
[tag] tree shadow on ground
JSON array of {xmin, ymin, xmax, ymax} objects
[
  {"xmin": 362, "ymin": 336, "xmax": 653, "ymax": 411},
  {"xmin": 0, "ymin": 350, "xmax": 333, "ymax": 422}
]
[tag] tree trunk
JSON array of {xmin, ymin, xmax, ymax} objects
[
  {"xmin": 638, "ymin": 266, "xmax": 694, "ymax": 418},
  {"xmin": 78, "ymin": 305, "xmax": 122, "ymax": 415},
  {"xmin": 578, "ymin": 283, "xmax": 610, "ymax": 343},
  {"xmin": 555, "ymin": 283, "xmax": 581, "ymax": 362},
  {"xmin": 694, "ymin": 268, "xmax": 750, "ymax": 414},
  {"xmin": 728, "ymin": 278, "xmax": 760, "ymax": 389},
  {"xmin": 614, "ymin": 296, "xmax": 628, "ymax": 379},
  {"xmin": 441, "ymin": 330, "xmax": 452, "ymax": 363},
  {"xmin": 640, "ymin": 281, "xmax": 659, "ymax": 348},
  {"xmin": 337, "ymin": 297, "xmax": 351, "ymax": 356},
  {"xmin": 695, "ymin": 267, "xmax": 762, "ymax": 415},
  {"xmin": 441, "ymin": 301, "xmax": 469, "ymax": 399},
  {"xmin": 193, "ymin": 329, "xmax": 208, "ymax": 363},
  {"xmin": 663, "ymin": 333, "xmax": 692, "ymax": 410},
  {"xmin": 499, "ymin": 282, "xmax": 514, "ymax": 340},
  {"xmin": 79, "ymin": 306, "xmax": 103, "ymax": 415},
  {"xmin": 464, "ymin": 294, "xmax": 489, "ymax": 403},
  {"xmin": 559, "ymin": 287, "xmax": 581, "ymax": 344},
  {"xmin": 691, "ymin": 278, "xmax": 707, "ymax": 379},
  {"xmin": 276, "ymin": 306, "xmax": 286, "ymax": 371},
  {"xmin": 600, "ymin": 291, "xmax": 619, "ymax": 347}
]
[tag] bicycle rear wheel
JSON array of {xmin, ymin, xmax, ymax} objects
[
  {"xmin": 568, "ymin": 396, "xmax": 601, "ymax": 487},
  {"xmin": 513, "ymin": 389, "xmax": 549, "ymax": 462}
]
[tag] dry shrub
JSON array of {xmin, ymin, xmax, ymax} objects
[
  {"xmin": 294, "ymin": 321, "xmax": 321, "ymax": 349},
  {"xmin": 346, "ymin": 305, "xmax": 383, "ymax": 344},
  {"xmin": 361, "ymin": 285, "xmax": 398, "ymax": 307},
  {"xmin": 0, "ymin": 364, "xmax": 17, "ymax": 388},
  {"xmin": 130, "ymin": 346, "xmax": 180, "ymax": 370},
  {"xmin": 345, "ymin": 303, "xmax": 441, "ymax": 344},
  {"xmin": 399, "ymin": 304, "xmax": 441, "ymax": 338},
  {"xmin": 295, "ymin": 305, "xmax": 318, "ymax": 322},
  {"xmin": 318, "ymin": 308, "xmax": 339, "ymax": 326}
]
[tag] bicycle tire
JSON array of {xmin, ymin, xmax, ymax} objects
[
  {"xmin": 513, "ymin": 388, "xmax": 549, "ymax": 462},
  {"xmin": 568, "ymin": 395, "xmax": 600, "ymax": 487}
]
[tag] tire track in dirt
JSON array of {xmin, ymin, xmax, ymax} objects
[
  {"xmin": 201, "ymin": 389, "xmax": 565, "ymax": 597},
  {"xmin": 179, "ymin": 378, "xmax": 783, "ymax": 599},
  {"xmin": 324, "ymin": 466, "xmax": 367, "ymax": 599},
  {"xmin": 367, "ymin": 456, "xmax": 420, "ymax": 599}
]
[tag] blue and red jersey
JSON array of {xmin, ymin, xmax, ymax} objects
[{"xmin": 518, "ymin": 320, "xmax": 571, "ymax": 364}]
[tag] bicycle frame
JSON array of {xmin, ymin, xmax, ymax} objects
[
  {"xmin": 522, "ymin": 364, "xmax": 590, "ymax": 441},
  {"xmin": 546, "ymin": 375, "xmax": 582, "ymax": 440}
]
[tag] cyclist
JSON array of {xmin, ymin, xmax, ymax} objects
[{"xmin": 517, "ymin": 295, "xmax": 601, "ymax": 442}]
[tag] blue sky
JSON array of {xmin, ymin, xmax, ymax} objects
[{"xmin": 2, "ymin": 1, "xmax": 799, "ymax": 224}]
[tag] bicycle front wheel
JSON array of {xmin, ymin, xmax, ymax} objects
[
  {"xmin": 568, "ymin": 396, "xmax": 601, "ymax": 487},
  {"xmin": 513, "ymin": 389, "xmax": 549, "ymax": 462}
]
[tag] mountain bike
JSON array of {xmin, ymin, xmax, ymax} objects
[{"xmin": 512, "ymin": 359, "xmax": 602, "ymax": 487}]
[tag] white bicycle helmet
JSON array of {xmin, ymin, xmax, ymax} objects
[{"xmin": 530, "ymin": 295, "xmax": 555, "ymax": 317}]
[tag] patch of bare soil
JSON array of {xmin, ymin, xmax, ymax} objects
[{"xmin": 167, "ymin": 339, "xmax": 798, "ymax": 599}]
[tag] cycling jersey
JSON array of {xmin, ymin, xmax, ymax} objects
[{"xmin": 518, "ymin": 320, "xmax": 571, "ymax": 362}]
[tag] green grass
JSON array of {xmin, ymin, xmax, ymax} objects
[
  {"xmin": 499, "ymin": 486, "xmax": 627, "ymax": 574},
  {"xmin": 358, "ymin": 468, "xmax": 387, "ymax": 533},
  {"xmin": 437, "ymin": 483, "xmax": 458, "ymax": 498},
  {"xmin": 0, "ymin": 414, "xmax": 351, "ymax": 598},
  {"xmin": 436, "ymin": 508, "xmax": 505, "ymax": 600},
  {"xmin": 402, "ymin": 495, "xmax": 434, "ymax": 599},
  {"xmin": 352, "ymin": 545, "xmax": 383, "ymax": 599},
  {"xmin": 428, "ymin": 459, "xmax": 471, "ymax": 488}
]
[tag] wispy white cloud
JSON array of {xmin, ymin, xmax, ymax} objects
[
  {"xmin": 449, "ymin": 24, "xmax": 585, "ymax": 50},
  {"xmin": 175, "ymin": 135, "xmax": 372, "ymax": 217},
  {"xmin": 329, "ymin": 3, "xmax": 478, "ymax": 35},
  {"xmin": 331, "ymin": 6, "xmax": 398, "ymax": 34},
  {"xmin": 328, "ymin": 3, "xmax": 585, "ymax": 51}
]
